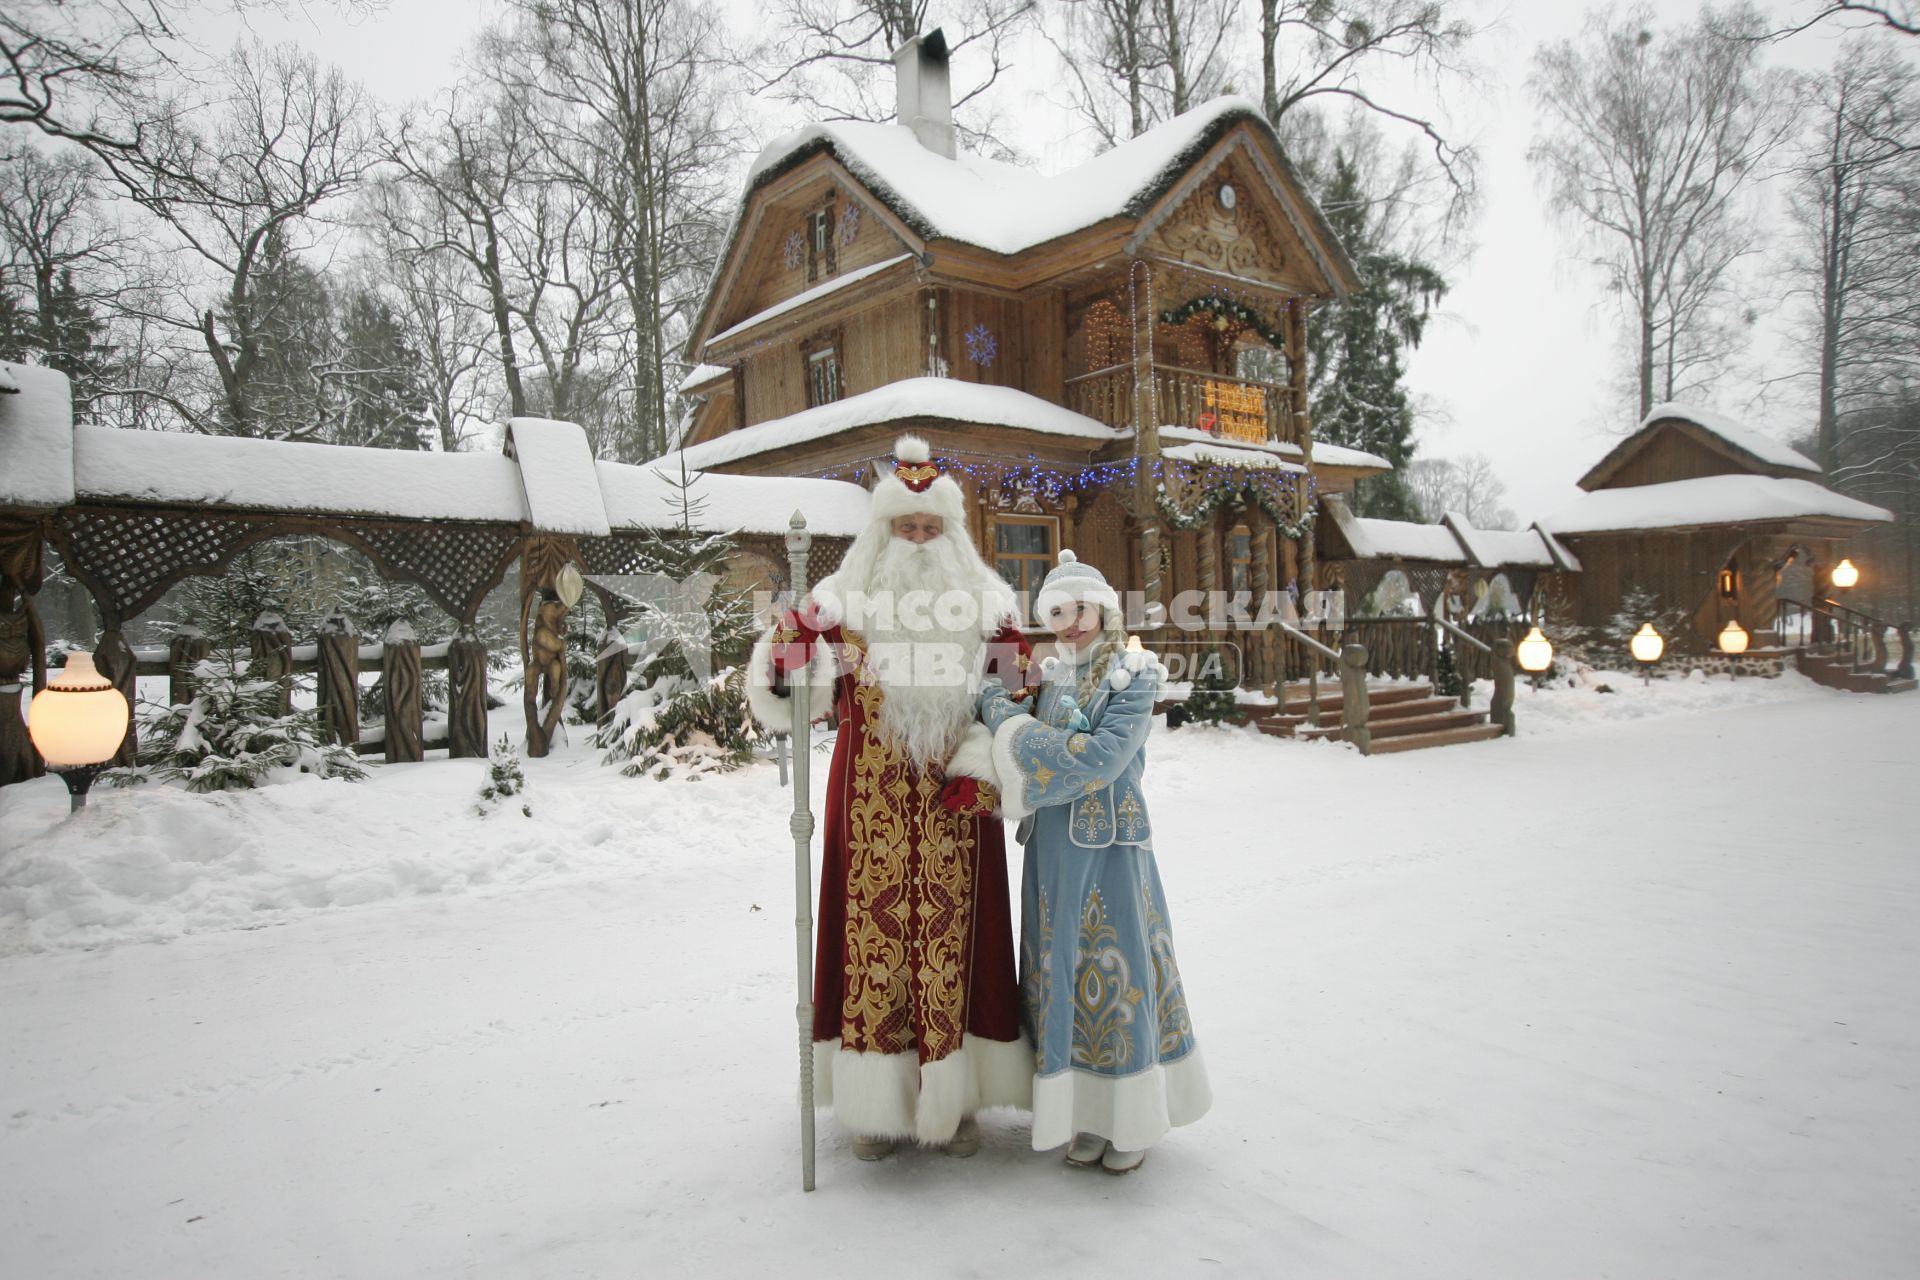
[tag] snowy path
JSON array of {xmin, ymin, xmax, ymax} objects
[{"xmin": 2, "ymin": 680, "xmax": 1916, "ymax": 1278}]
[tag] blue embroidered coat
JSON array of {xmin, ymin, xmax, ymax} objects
[{"xmin": 977, "ymin": 654, "xmax": 1212, "ymax": 1152}]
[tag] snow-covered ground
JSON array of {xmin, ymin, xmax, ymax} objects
[{"xmin": 1, "ymin": 673, "xmax": 1916, "ymax": 1278}]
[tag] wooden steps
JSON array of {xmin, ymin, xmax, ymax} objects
[
  {"xmin": 1242, "ymin": 679, "xmax": 1506, "ymax": 755},
  {"xmin": 1797, "ymin": 651, "xmax": 1918, "ymax": 695}
]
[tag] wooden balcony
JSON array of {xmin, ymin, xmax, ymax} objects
[{"xmin": 1064, "ymin": 364, "xmax": 1304, "ymax": 449}]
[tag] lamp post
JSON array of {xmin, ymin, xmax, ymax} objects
[
  {"xmin": 27, "ymin": 652, "xmax": 130, "ymax": 813},
  {"xmin": 1630, "ymin": 622, "xmax": 1664, "ymax": 687},
  {"xmin": 1718, "ymin": 619, "xmax": 1749, "ymax": 680},
  {"xmin": 1515, "ymin": 624, "xmax": 1554, "ymax": 689}
]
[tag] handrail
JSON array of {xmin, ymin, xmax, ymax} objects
[
  {"xmin": 1063, "ymin": 363, "xmax": 1132, "ymax": 386},
  {"xmin": 1434, "ymin": 614, "xmax": 1492, "ymax": 654},
  {"xmin": 1278, "ymin": 621, "xmax": 1339, "ymax": 662}
]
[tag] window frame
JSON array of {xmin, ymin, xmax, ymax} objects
[{"xmin": 992, "ymin": 514, "xmax": 1060, "ymax": 627}]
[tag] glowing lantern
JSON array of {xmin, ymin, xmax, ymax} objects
[
  {"xmin": 1629, "ymin": 623, "xmax": 1664, "ymax": 665},
  {"xmin": 1831, "ymin": 558, "xmax": 1859, "ymax": 589},
  {"xmin": 1718, "ymin": 620, "xmax": 1749, "ymax": 655},
  {"xmin": 27, "ymin": 652, "xmax": 130, "ymax": 812},
  {"xmin": 1515, "ymin": 625, "xmax": 1554, "ymax": 674}
]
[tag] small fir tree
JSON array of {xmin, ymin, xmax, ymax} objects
[
  {"xmin": 1185, "ymin": 649, "xmax": 1239, "ymax": 725},
  {"xmin": 1435, "ymin": 642, "xmax": 1464, "ymax": 699},
  {"xmin": 597, "ymin": 667, "xmax": 759, "ymax": 780},
  {"xmin": 477, "ymin": 734, "xmax": 529, "ymax": 816},
  {"xmin": 122, "ymin": 652, "xmax": 365, "ymax": 791}
]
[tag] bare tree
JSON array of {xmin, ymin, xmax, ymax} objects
[
  {"xmin": 1404, "ymin": 454, "xmax": 1516, "ymax": 527},
  {"xmin": 1256, "ymin": 0, "xmax": 1479, "ymax": 214},
  {"xmin": 491, "ymin": 0, "xmax": 738, "ymax": 461},
  {"xmin": 1757, "ymin": 3, "xmax": 1919, "ymax": 40},
  {"xmin": 85, "ymin": 40, "xmax": 377, "ymax": 438},
  {"xmin": 1784, "ymin": 38, "xmax": 1920, "ymax": 469},
  {"xmin": 1047, "ymin": 0, "xmax": 1238, "ymax": 147},
  {"xmin": 1530, "ymin": 4, "xmax": 1796, "ymax": 424},
  {"xmin": 754, "ymin": 0, "xmax": 1034, "ymax": 153}
]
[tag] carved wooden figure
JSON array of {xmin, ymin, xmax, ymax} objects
[{"xmin": 526, "ymin": 593, "xmax": 569, "ymax": 757}]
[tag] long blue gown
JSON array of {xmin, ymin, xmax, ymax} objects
[{"xmin": 977, "ymin": 653, "xmax": 1212, "ymax": 1151}]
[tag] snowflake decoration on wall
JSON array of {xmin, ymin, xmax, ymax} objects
[
  {"xmin": 782, "ymin": 229, "xmax": 805, "ymax": 270},
  {"xmin": 838, "ymin": 202, "xmax": 862, "ymax": 245},
  {"xmin": 963, "ymin": 322, "xmax": 997, "ymax": 367}
]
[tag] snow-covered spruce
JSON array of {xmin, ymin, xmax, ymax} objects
[
  {"xmin": 596, "ymin": 668, "xmax": 758, "ymax": 781},
  {"xmin": 1185, "ymin": 649, "xmax": 1239, "ymax": 725},
  {"xmin": 476, "ymin": 735, "xmax": 529, "ymax": 817},
  {"xmin": 118, "ymin": 652, "xmax": 364, "ymax": 792}
]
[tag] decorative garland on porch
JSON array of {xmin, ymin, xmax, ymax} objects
[
  {"xmin": 1158, "ymin": 295, "xmax": 1287, "ymax": 350},
  {"xmin": 1155, "ymin": 470, "xmax": 1318, "ymax": 540}
]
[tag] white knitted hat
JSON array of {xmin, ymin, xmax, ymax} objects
[
  {"xmin": 868, "ymin": 435, "xmax": 968, "ymax": 526},
  {"xmin": 1034, "ymin": 548, "xmax": 1120, "ymax": 620}
]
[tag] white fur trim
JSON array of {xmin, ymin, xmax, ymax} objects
[
  {"xmin": 745, "ymin": 626, "xmax": 835, "ymax": 734},
  {"xmin": 1057, "ymin": 549, "xmax": 1078, "ymax": 565},
  {"xmin": 987, "ymin": 709, "xmax": 1039, "ymax": 823},
  {"xmin": 869, "ymin": 471, "xmax": 967, "ymax": 526},
  {"xmin": 1035, "ymin": 578, "xmax": 1121, "ymax": 619},
  {"xmin": 1029, "ymin": 1049, "xmax": 1213, "ymax": 1152},
  {"xmin": 894, "ymin": 434, "xmax": 930, "ymax": 464},
  {"xmin": 1107, "ymin": 666, "xmax": 1132, "ymax": 691},
  {"xmin": 944, "ymin": 722, "xmax": 997, "ymax": 789},
  {"xmin": 812, "ymin": 1034, "xmax": 1034, "ymax": 1142}
]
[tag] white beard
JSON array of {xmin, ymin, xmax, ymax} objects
[{"xmin": 850, "ymin": 534, "xmax": 996, "ymax": 769}]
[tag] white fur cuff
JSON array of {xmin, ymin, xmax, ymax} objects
[
  {"xmin": 944, "ymin": 722, "xmax": 997, "ymax": 790},
  {"xmin": 745, "ymin": 625, "xmax": 835, "ymax": 734}
]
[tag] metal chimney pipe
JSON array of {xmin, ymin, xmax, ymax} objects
[{"xmin": 892, "ymin": 28, "xmax": 955, "ymax": 159}]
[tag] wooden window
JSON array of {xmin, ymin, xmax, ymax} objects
[
  {"xmin": 994, "ymin": 516, "xmax": 1057, "ymax": 625},
  {"xmin": 1229, "ymin": 524, "xmax": 1252, "ymax": 595},
  {"xmin": 807, "ymin": 203, "xmax": 837, "ymax": 283},
  {"xmin": 806, "ymin": 344, "xmax": 842, "ymax": 407}
]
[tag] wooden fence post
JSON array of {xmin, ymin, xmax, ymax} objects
[
  {"xmin": 383, "ymin": 620, "xmax": 423, "ymax": 764},
  {"xmin": 1492, "ymin": 639, "xmax": 1517, "ymax": 737},
  {"xmin": 1897, "ymin": 623, "xmax": 1914, "ymax": 681},
  {"xmin": 1340, "ymin": 642, "xmax": 1370, "ymax": 755},
  {"xmin": 94, "ymin": 627, "xmax": 138, "ymax": 767},
  {"xmin": 168, "ymin": 626, "xmax": 210, "ymax": 709},
  {"xmin": 447, "ymin": 628, "xmax": 489, "ymax": 760},
  {"xmin": 251, "ymin": 612, "xmax": 294, "ymax": 716},
  {"xmin": 315, "ymin": 613, "xmax": 359, "ymax": 749}
]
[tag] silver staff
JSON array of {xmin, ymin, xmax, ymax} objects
[{"xmin": 785, "ymin": 510, "xmax": 817, "ymax": 1193}]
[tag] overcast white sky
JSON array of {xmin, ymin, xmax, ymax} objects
[{"xmin": 201, "ymin": 0, "xmax": 1892, "ymax": 524}]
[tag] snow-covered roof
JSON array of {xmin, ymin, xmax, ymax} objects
[
  {"xmin": 706, "ymin": 254, "xmax": 916, "ymax": 350},
  {"xmin": 1163, "ymin": 441, "xmax": 1304, "ymax": 474},
  {"xmin": 1158, "ymin": 425, "xmax": 1302, "ymax": 458},
  {"xmin": 1543, "ymin": 475, "xmax": 1891, "ymax": 535},
  {"xmin": 505, "ymin": 417, "xmax": 611, "ymax": 536},
  {"xmin": 748, "ymin": 99, "xmax": 1264, "ymax": 258},
  {"xmin": 677, "ymin": 364, "xmax": 732, "ymax": 394},
  {"xmin": 1443, "ymin": 513, "xmax": 1557, "ymax": 569},
  {"xmin": 1323, "ymin": 495, "xmax": 1466, "ymax": 563},
  {"xmin": 0, "ymin": 361, "xmax": 20, "ymax": 395},
  {"xmin": 596, "ymin": 463, "xmax": 870, "ymax": 538},
  {"xmin": 1311, "ymin": 441, "xmax": 1393, "ymax": 472},
  {"xmin": 673, "ymin": 377, "xmax": 1120, "ymax": 470},
  {"xmin": 1642, "ymin": 403, "xmax": 1820, "ymax": 474},
  {"xmin": 71, "ymin": 425, "xmax": 532, "ymax": 522},
  {"xmin": 0, "ymin": 362, "xmax": 76, "ymax": 507}
]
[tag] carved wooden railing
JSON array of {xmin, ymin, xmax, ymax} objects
[
  {"xmin": 1435, "ymin": 614, "xmax": 1515, "ymax": 737},
  {"xmin": 1064, "ymin": 364, "xmax": 1303, "ymax": 449},
  {"xmin": 1777, "ymin": 597, "xmax": 1915, "ymax": 679},
  {"xmin": 1276, "ymin": 621, "xmax": 1372, "ymax": 750}
]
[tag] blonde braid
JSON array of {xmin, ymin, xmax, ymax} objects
[{"xmin": 1075, "ymin": 607, "xmax": 1129, "ymax": 705}]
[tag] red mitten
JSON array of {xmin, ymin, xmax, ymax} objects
[{"xmin": 939, "ymin": 777, "xmax": 998, "ymax": 816}]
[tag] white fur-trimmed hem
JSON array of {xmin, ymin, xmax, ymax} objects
[
  {"xmin": 987, "ymin": 710, "xmax": 1039, "ymax": 823},
  {"xmin": 745, "ymin": 626, "xmax": 835, "ymax": 734},
  {"xmin": 811, "ymin": 1033, "xmax": 1034, "ymax": 1143},
  {"xmin": 1029, "ymin": 1049, "xmax": 1213, "ymax": 1152}
]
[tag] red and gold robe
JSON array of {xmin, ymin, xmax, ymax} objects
[{"xmin": 756, "ymin": 603, "xmax": 1034, "ymax": 1142}]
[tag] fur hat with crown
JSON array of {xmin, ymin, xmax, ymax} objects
[{"xmin": 869, "ymin": 435, "xmax": 968, "ymax": 528}]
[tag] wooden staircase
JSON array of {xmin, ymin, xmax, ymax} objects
[
  {"xmin": 1797, "ymin": 649, "xmax": 1918, "ymax": 695},
  {"xmin": 1244, "ymin": 679, "xmax": 1508, "ymax": 754}
]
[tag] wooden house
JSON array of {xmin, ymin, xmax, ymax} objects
[
  {"xmin": 673, "ymin": 32, "xmax": 1386, "ymax": 683},
  {"xmin": 1539, "ymin": 404, "xmax": 1893, "ymax": 651}
]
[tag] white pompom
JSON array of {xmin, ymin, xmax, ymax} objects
[
  {"xmin": 1107, "ymin": 666, "xmax": 1133, "ymax": 691},
  {"xmin": 894, "ymin": 434, "xmax": 931, "ymax": 464},
  {"xmin": 1057, "ymin": 548, "xmax": 1078, "ymax": 565}
]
